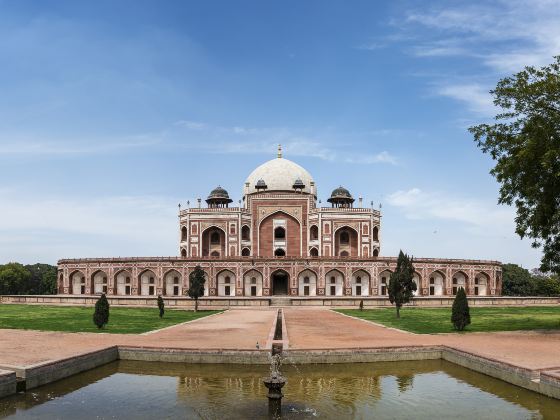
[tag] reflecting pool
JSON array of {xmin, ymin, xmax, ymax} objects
[{"xmin": 1, "ymin": 360, "xmax": 558, "ymax": 419}]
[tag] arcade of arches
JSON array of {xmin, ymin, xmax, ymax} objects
[{"xmin": 63, "ymin": 265, "xmax": 499, "ymax": 297}]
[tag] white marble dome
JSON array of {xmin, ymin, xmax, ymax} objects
[{"xmin": 244, "ymin": 155, "xmax": 315, "ymax": 196}]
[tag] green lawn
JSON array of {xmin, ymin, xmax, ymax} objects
[
  {"xmin": 0, "ymin": 304, "xmax": 221, "ymax": 334},
  {"xmin": 336, "ymin": 306, "xmax": 560, "ymax": 334}
]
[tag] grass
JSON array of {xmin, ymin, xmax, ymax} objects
[
  {"xmin": 0, "ymin": 304, "xmax": 221, "ymax": 334},
  {"xmin": 336, "ymin": 306, "xmax": 560, "ymax": 334}
]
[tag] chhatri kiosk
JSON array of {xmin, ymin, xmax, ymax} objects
[{"xmin": 57, "ymin": 146, "xmax": 502, "ymax": 300}]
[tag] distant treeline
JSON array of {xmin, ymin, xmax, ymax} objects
[
  {"xmin": 502, "ymin": 264, "xmax": 560, "ymax": 297},
  {"xmin": 0, "ymin": 263, "xmax": 57, "ymax": 295}
]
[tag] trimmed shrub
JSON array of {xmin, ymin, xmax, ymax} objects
[
  {"xmin": 451, "ymin": 288, "xmax": 471, "ymax": 331},
  {"xmin": 93, "ymin": 293, "xmax": 110, "ymax": 329},
  {"xmin": 157, "ymin": 295, "xmax": 165, "ymax": 318}
]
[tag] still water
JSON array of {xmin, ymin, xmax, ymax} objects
[{"xmin": 1, "ymin": 360, "xmax": 558, "ymax": 419}]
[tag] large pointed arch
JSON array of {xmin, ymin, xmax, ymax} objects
[
  {"xmin": 114, "ymin": 269, "xmax": 133, "ymax": 296},
  {"xmin": 201, "ymin": 225, "xmax": 226, "ymax": 257},
  {"xmin": 258, "ymin": 210, "xmax": 301, "ymax": 257},
  {"xmin": 333, "ymin": 225, "xmax": 358, "ymax": 257}
]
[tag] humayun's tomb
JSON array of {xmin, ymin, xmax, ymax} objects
[{"xmin": 57, "ymin": 146, "xmax": 502, "ymax": 299}]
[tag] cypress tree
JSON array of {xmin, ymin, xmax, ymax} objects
[
  {"xmin": 188, "ymin": 265, "xmax": 206, "ymax": 312},
  {"xmin": 388, "ymin": 250, "xmax": 417, "ymax": 318},
  {"xmin": 451, "ymin": 287, "xmax": 471, "ymax": 331},
  {"xmin": 93, "ymin": 293, "xmax": 110, "ymax": 329},
  {"xmin": 157, "ymin": 295, "xmax": 165, "ymax": 318}
]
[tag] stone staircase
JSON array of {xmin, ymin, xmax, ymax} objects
[{"xmin": 270, "ymin": 297, "xmax": 292, "ymax": 307}]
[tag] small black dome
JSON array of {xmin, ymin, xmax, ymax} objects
[
  {"xmin": 206, "ymin": 186, "xmax": 233, "ymax": 203},
  {"xmin": 327, "ymin": 186, "xmax": 355, "ymax": 206},
  {"xmin": 329, "ymin": 186, "xmax": 352, "ymax": 199},
  {"xmin": 292, "ymin": 178, "xmax": 305, "ymax": 189}
]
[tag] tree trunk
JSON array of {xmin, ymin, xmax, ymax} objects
[
  {"xmin": 195, "ymin": 298, "xmax": 198, "ymax": 312},
  {"xmin": 396, "ymin": 305, "xmax": 400, "ymax": 318}
]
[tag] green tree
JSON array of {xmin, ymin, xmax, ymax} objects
[
  {"xmin": 469, "ymin": 57, "xmax": 560, "ymax": 274},
  {"xmin": 187, "ymin": 265, "xmax": 206, "ymax": 312},
  {"xmin": 25, "ymin": 264, "xmax": 58, "ymax": 295},
  {"xmin": 388, "ymin": 251, "xmax": 416, "ymax": 318},
  {"xmin": 533, "ymin": 276, "xmax": 560, "ymax": 296},
  {"xmin": 451, "ymin": 288, "xmax": 471, "ymax": 331},
  {"xmin": 157, "ymin": 295, "xmax": 165, "ymax": 318},
  {"xmin": 501, "ymin": 263, "xmax": 535, "ymax": 296},
  {"xmin": 0, "ymin": 263, "xmax": 31, "ymax": 295},
  {"xmin": 93, "ymin": 293, "xmax": 110, "ymax": 329}
]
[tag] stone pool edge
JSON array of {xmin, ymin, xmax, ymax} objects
[{"xmin": 0, "ymin": 344, "xmax": 558, "ymax": 400}]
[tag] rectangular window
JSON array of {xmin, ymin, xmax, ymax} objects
[
  {"xmin": 174, "ymin": 286, "xmax": 179, "ymax": 295},
  {"xmin": 356, "ymin": 286, "xmax": 362, "ymax": 295},
  {"xmin": 429, "ymin": 286, "xmax": 434, "ymax": 295},
  {"xmin": 475, "ymin": 287, "xmax": 479, "ymax": 295},
  {"xmin": 149, "ymin": 286, "xmax": 155, "ymax": 295},
  {"xmin": 330, "ymin": 286, "xmax": 336, "ymax": 295},
  {"xmin": 251, "ymin": 286, "xmax": 257, "ymax": 296},
  {"xmin": 453, "ymin": 287, "xmax": 457, "ymax": 295},
  {"xmin": 81, "ymin": 286, "xmax": 85, "ymax": 294},
  {"xmin": 103, "ymin": 285, "xmax": 107, "ymax": 294},
  {"xmin": 125, "ymin": 285, "xmax": 131, "ymax": 295},
  {"xmin": 304, "ymin": 285, "xmax": 310, "ymax": 296},
  {"xmin": 381, "ymin": 285, "xmax": 387, "ymax": 295},
  {"xmin": 225, "ymin": 286, "xmax": 231, "ymax": 296}
]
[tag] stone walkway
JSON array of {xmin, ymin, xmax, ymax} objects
[
  {"xmin": 0, "ymin": 309, "xmax": 275, "ymax": 367},
  {"xmin": 283, "ymin": 308, "xmax": 560, "ymax": 370},
  {"xmin": 0, "ymin": 307, "xmax": 558, "ymax": 373}
]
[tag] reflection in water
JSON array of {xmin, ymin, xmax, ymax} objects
[{"xmin": 1, "ymin": 360, "xmax": 558, "ymax": 419}]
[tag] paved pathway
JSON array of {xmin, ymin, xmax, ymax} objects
[
  {"xmin": 0, "ymin": 307, "xmax": 558, "ymax": 374},
  {"xmin": 283, "ymin": 308, "xmax": 560, "ymax": 370},
  {"xmin": 0, "ymin": 309, "xmax": 276, "ymax": 367}
]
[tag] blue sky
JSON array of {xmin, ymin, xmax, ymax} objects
[{"xmin": 1, "ymin": 0, "xmax": 557, "ymax": 267}]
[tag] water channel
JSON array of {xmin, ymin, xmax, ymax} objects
[{"xmin": 1, "ymin": 359, "xmax": 558, "ymax": 419}]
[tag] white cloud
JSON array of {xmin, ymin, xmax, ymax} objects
[
  {"xmin": 386, "ymin": 187, "xmax": 514, "ymax": 233},
  {"xmin": 435, "ymin": 83, "xmax": 496, "ymax": 115},
  {"xmin": 404, "ymin": 1, "xmax": 560, "ymax": 73},
  {"xmin": 345, "ymin": 151, "xmax": 397, "ymax": 165},
  {"xmin": 382, "ymin": 187, "xmax": 542, "ymax": 266},
  {"xmin": 0, "ymin": 135, "xmax": 160, "ymax": 156},
  {"xmin": 364, "ymin": 1, "xmax": 560, "ymax": 117},
  {"xmin": 0, "ymin": 190, "xmax": 179, "ymax": 264},
  {"xmin": 173, "ymin": 120, "xmax": 398, "ymax": 165}
]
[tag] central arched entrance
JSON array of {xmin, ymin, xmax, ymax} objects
[{"xmin": 271, "ymin": 270, "xmax": 289, "ymax": 296}]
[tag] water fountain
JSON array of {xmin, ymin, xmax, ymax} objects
[
  {"xmin": 263, "ymin": 353, "xmax": 286, "ymax": 418},
  {"xmin": 263, "ymin": 309, "xmax": 287, "ymax": 417}
]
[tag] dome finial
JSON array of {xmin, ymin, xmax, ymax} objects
[{"xmin": 277, "ymin": 144, "xmax": 282, "ymax": 158}]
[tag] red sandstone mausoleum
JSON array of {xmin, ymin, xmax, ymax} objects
[{"xmin": 57, "ymin": 146, "xmax": 502, "ymax": 298}]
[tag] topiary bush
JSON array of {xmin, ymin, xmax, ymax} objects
[
  {"xmin": 93, "ymin": 293, "xmax": 110, "ymax": 329},
  {"xmin": 157, "ymin": 295, "xmax": 165, "ymax": 318},
  {"xmin": 451, "ymin": 287, "xmax": 471, "ymax": 331}
]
